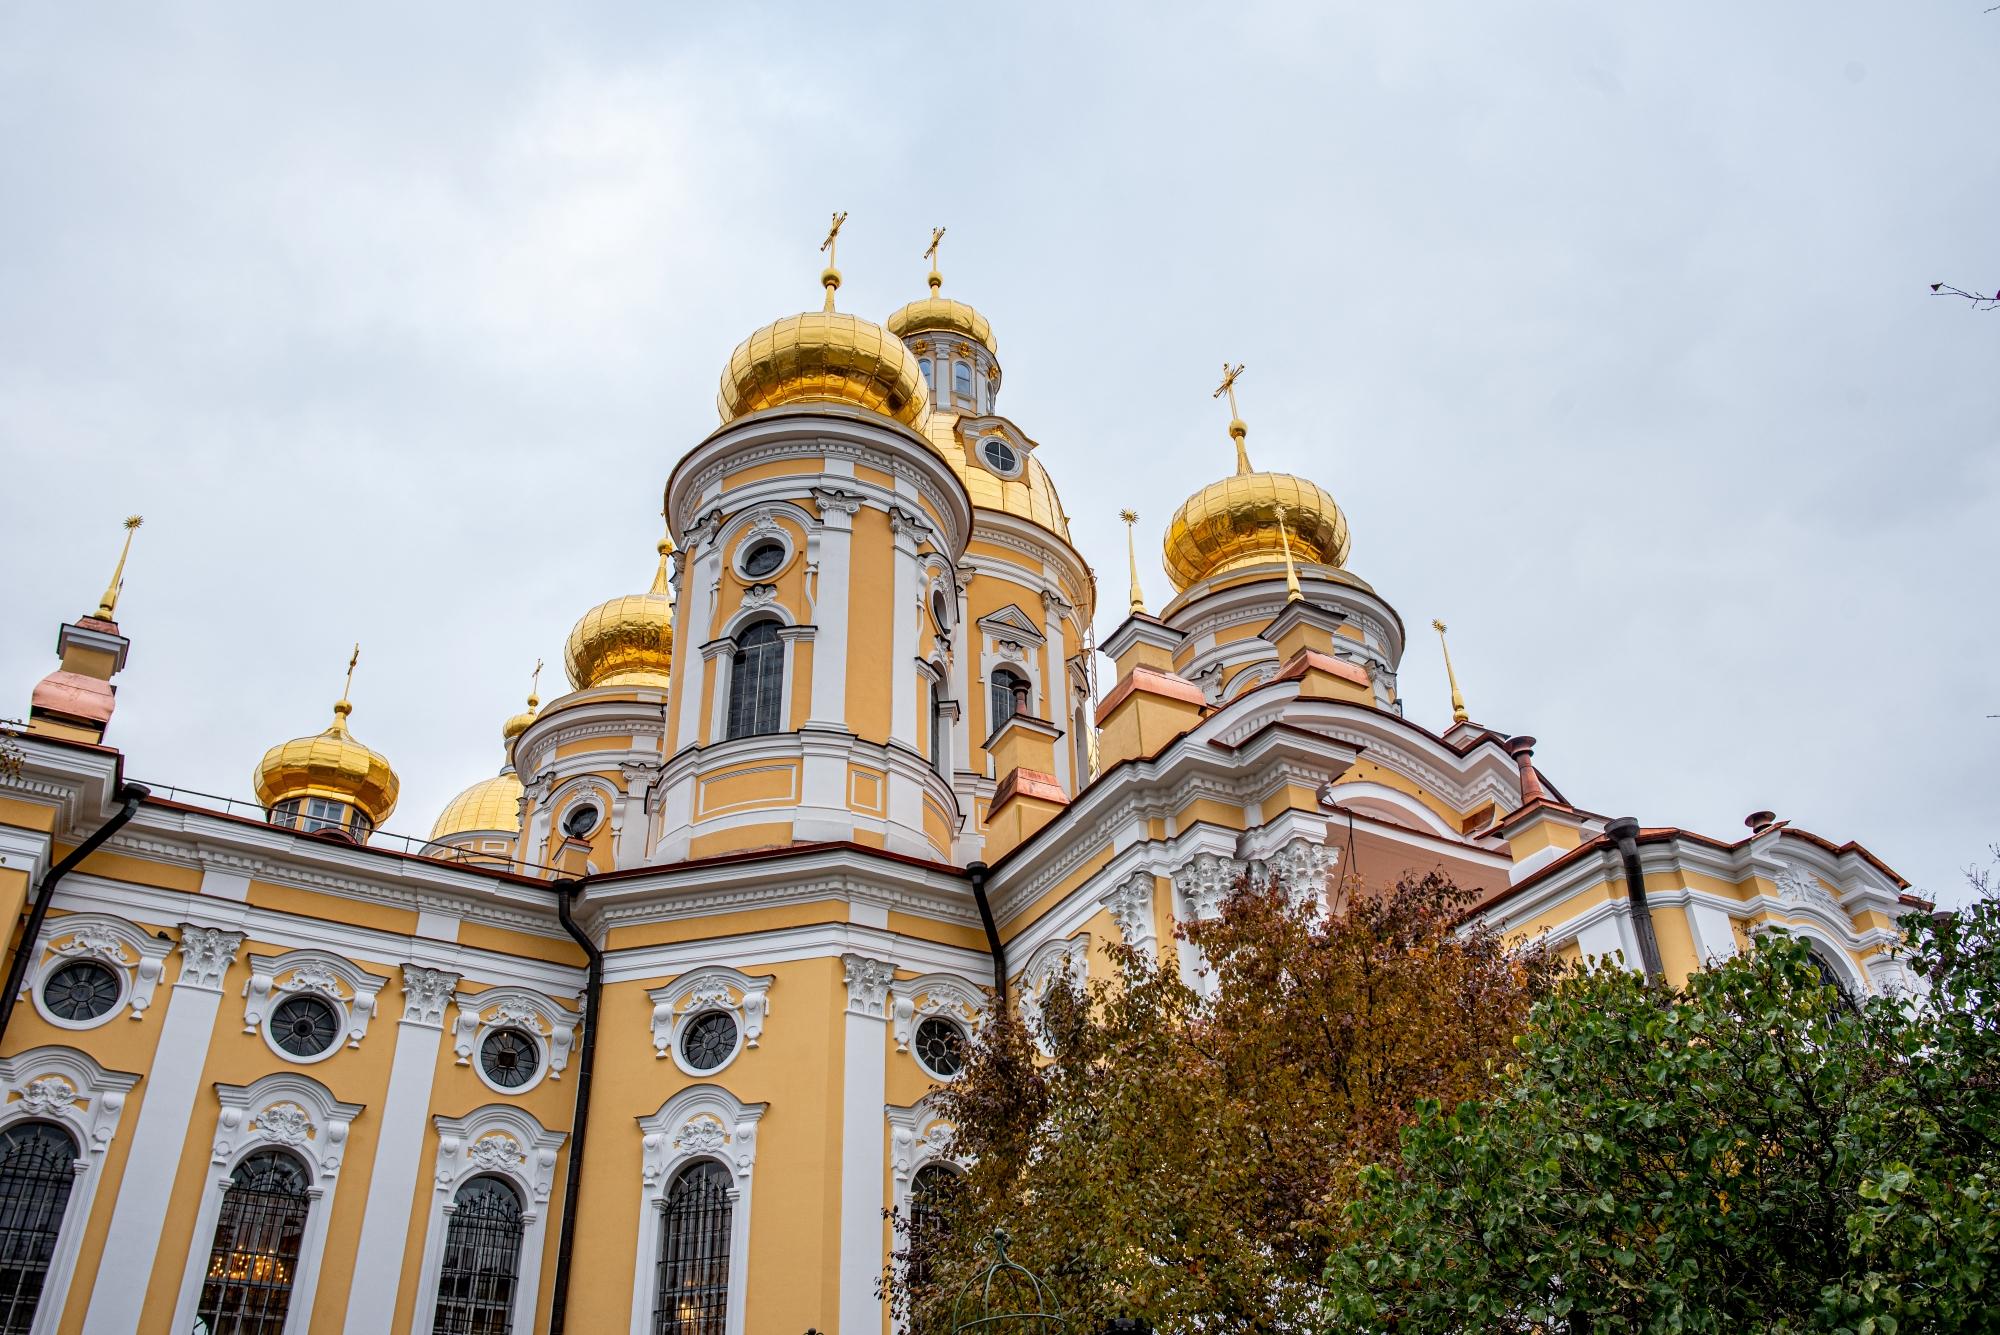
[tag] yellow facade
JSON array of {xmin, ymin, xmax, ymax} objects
[{"xmin": 0, "ymin": 247, "xmax": 1918, "ymax": 1335}]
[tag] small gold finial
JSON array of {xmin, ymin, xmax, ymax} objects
[
  {"xmin": 820, "ymin": 210, "xmax": 848, "ymax": 311},
  {"xmin": 331, "ymin": 643, "xmax": 360, "ymax": 730},
  {"xmin": 93, "ymin": 514, "xmax": 144, "ymax": 620},
  {"xmin": 1119, "ymin": 509, "xmax": 1146, "ymax": 615},
  {"xmin": 528, "ymin": 658, "xmax": 543, "ymax": 710},
  {"xmin": 1432, "ymin": 619, "xmax": 1469, "ymax": 724},
  {"xmin": 924, "ymin": 226, "xmax": 946, "ymax": 295},
  {"xmin": 1212, "ymin": 362, "xmax": 1251, "ymax": 473},
  {"xmin": 652, "ymin": 521, "xmax": 675, "ymax": 594},
  {"xmin": 1276, "ymin": 506, "xmax": 1304, "ymax": 604}
]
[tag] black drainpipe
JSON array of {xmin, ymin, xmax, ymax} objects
[
  {"xmin": 0, "ymin": 781, "xmax": 149, "ymax": 1046},
  {"xmin": 966, "ymin": 860, "xmax": 1007, "ymax": 1003},
  {"xmin": 1605, "ymin": 817, "xmax": 1666, "ymax": 982},
  {"xmin": 547, "ymin": 876, "xmax": 601, "ymax": 1335}
]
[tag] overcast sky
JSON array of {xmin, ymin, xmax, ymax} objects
[{"xmin": 3, "ymin": 4, "xmax": 1993, "ymax": 906}]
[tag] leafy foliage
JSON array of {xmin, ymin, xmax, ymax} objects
[
  {"xmin": 1327, "ymin": 897, "xmax": 2000, "ymax": 1333},
  {"xmin": 885, "ymin": 870, "xmax": 1543, "ymax": 1332}
]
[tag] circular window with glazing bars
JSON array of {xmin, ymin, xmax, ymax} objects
[
  {"xmin": 42, "ymin": 959, "xmax": 120, "ymax": 1023},
  {"xmin": 270, "ymin": 994, "xmax": 342, "ymax": 1059},
  {"xmin": 481, "ymin": 1027, "xmax": 541, "ymax": 1089},
  {"xmin": 680, "ymin": 1011, "xmax": 739, "ymax": 1072},
  {"xmin": 913, "ymin": 1015, "xmax": 967, "ymax": 1079},
  {"xmin": 981, "ymin": 438, "xmax": 1020, "ymax": 477}
]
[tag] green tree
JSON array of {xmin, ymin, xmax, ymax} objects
[
  {"xmin": 887, "ymin": 870, "xmax": 1543, "ymax": 1332},
  {"xmin": 1327, "ymin": 894, "xmax": 2000, "ymax": 1333}
]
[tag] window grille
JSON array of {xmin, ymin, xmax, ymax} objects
[
  {"xmin": 989, "ymin": 670, "xmax": 1029, "ymax": 735},
  {"xmin": 43, "ymin": 959, "xmax": 119, "ymax": 1022},
  {"xmin": 196, "ymin": 1149, "xmax": 311, "ymax": 1335},
  {"xmin": 905, "ymin": 1162, "xmax": 962, "ymax": 1296},
  {"xmin": 0, "ymin": 1123, "xmax": 78, "ymax": 1335},
  {"xmin": 679, "ymin": 1012, "xmax": 737, "ymax": 1073},
  {"xmin": 652, "ymin": 1160, "xmax": 731, "ymax": 1334},
  {"xmin": 270, "ymin": 994, "xmax": 340, "ymax": 1059},
  {"xmin": 480, "ymin": 1029, "xmax": 540, "ymax": 1090},
  {"xmin": 725, "ymin": 622, "xmax": 784, "ymax": 740},
  {"xmin": 430, "ymin": 1176, "xmax": 525, "ymax": 1335}
]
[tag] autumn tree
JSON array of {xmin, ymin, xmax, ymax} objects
[
  {"xmin": 884, "ymin": 869, "xmax": 1545, "ymax": 1332},
  {"xmin": 1325, "ymin": 891, "xmax": 2000, "ymax": 1333}
]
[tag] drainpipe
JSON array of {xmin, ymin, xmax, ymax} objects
[
  {"xmin": 547, "ymin": 876, "xmax": 601, "ymax": 1335},
  {"xmin": 1605, "ymin": 817, "xmax": 1666, "ymax": 982},
  {"xmin": 966, "ymin": 861, "xmax": 1007, "ymax": 1003},
  {"xmin": 0, "ymin": 781, "xmax": 149, "ymax": 1046}
]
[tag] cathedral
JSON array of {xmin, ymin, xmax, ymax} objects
[{"xmin": 0, "ymin": 224, "xmax": 1920, "ymax": 1335}]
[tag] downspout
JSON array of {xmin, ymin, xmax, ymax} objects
[
  {"xmin": 1605, "ymin": 817, "xmax": 1666, "ymax": 982},
  {"xmin": 966, "ymin": 860, "xmax": 1006, "ymax": 1003},
  {"xmin": 547, "ymin": 876, "xmax": 601, "ymax": 1335},
  {"xmin": 0, "ymin": 781, "xmax": 149, "ymax": 1046}
]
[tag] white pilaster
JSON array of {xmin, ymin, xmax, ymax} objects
[
  {"xmin": 342, "ymin": 966, "xmax": 459, "ymax": 1334},
  {"xmin": 808, "ymin": 488, "xmax": 859, "ymax": 729},
  {"xmin": 888, "ymin": 508, "xmax": 922, "ymax": 750},
  {"xmin": 839, "ymin": 955, "xmax": 893, "ymax": 1335},
  {"xmin": 83, "ymin": 921, "xmax": 244, "ymax": 1335}
]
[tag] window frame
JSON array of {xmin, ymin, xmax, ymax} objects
[
  {"xmin": 22, "ymin": 913, "xmax": 170, "ymax": 1032},
  {"xmin": 415, "ymin": 1105, "xmax": 566, "ymax": 1335},
  {"xmin": 630, "ymin": 1087, "xmax": 766, "ymax": 1335},
  {"xmin": 723, "ymin": 619, "xmax": 786, "ymax": 741},
  {"xmin": 988, "ymin": 667, "xmax": 1031, "ymax": 738}
]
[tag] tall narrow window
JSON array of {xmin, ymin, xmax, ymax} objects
[
  {"xmin": 197, "ymin": 1149, "xmax": 311, "ymax": 1335},
  {"xmin": 0, "ymin": 1122, "xmax": 78, "ymax": 1335},
  {"xmin": 951, "ymin": 361, "xmax": 973, "ymax": 406},
  {"xmin": 918, "ymin": 357, "xmax": 934, "ymax": 394},
  {"xmin": 652, "ymin": 1160, "xmax": 731, "ymax": 1335},
  {"xmin": 929, "ymin": 680, "xmax": 948, "ymax": 777},
  {"xmin": 431, "ymin": 1176, "xmax": 525, "ymax": 1335},
  {"xmin": 989, "ymin": 669, "xmax": 1030, "ymax": 737},
  {"xmin": 905, "ymin": 1163, "xmax": 963, "ymax": 1294},
  {"xmin": 724, "ymin": 621, "xmax": 784, "ymax": 740}
]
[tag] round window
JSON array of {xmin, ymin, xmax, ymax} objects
[
  {"xmin": 270, "ymin": 994, "xmax": 341, "ymax": 1058},
  {"xmin": 913, "ymin": 1015, "xmax": 967, "ymax": 1079},
  {"xmin": 680, "ymin": 1011, "xmax": 739, "ymax": 1072},
  {"xmin": 43, "ymin": 959, "xmax": 120, "ymax": 1023},
  {"xmin": 741, "ymin": 539, "xmax": 786, "ymax": 579},
  {"xmin": 930, "ymin": 589, "xmax": 951, "ymax": 633},
  {"xmin": 981, "ymin": 439, "xmax": 1019, "ymax": 476},
  {"xmin": 561, "ymin": 803, "xmax": 601, "ymax": 839},
  {"xmin": 481, "ymin": 1027, "xmax": 541, "ymax": 1089}
]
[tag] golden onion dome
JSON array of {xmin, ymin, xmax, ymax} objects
[
  {"xmin": 717, "ymin": 267, "xmax": 930, "ymax": 430},
  {"xmin": 886, "ymin": 270, "xmax": 997, "ymax": 356},
  {"xmin": 253, "ymin": 698, "xmax": 400, "ymax": 829},
  {"xmin": 1163, "ymin": 419, "xmax": 1352, "ymax": 592},
  {"xmin": 429, "ymin": 770, "xmax": 524, "ymax": 840},
  {"xmin": 501, "ymin": 691, "xmax": 540, "ymax": 743},
  {"xmin": 564, "ymin": 537, "xmax": 676, "ymax": 690},
  {"xmin": 922, "ymin": 417, "xmax": 1073, "ymax": 544}
]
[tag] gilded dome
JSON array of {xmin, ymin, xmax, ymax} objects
[
  {"xmin": 429, "ymin": 770, "xmax": 524, "ymax": 840},
  {"xmin": 717, "ymin": 272, "xmax": 931, "ymax": 430},
  {"xmin": 565, "ymin": 538, "xmax": 675, "ymax": 690},
  {"xmin": 886, "ymin": 273, "xmax": 996, "ymax": 356},
  {"xmin": 1163, "ymin": 425, "xmax": 1351, "ymax": 592},
  {"xmin": 923, "ymin": 417, "xmax": 1073, "ymax": 544},
  {"xmin": 254, "ymin": 699, "xmax": 400, "ymax": 828}
]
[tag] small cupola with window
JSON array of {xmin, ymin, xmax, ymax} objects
[
  {"xmin": 885, "ymin": 229, "xmax": 1003, "ymax": 416},
  {"xmin": 253, "ymin": 645, "xmax": 400, "ymax": 843}
]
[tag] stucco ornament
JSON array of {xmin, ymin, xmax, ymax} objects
[
  {"xmin": 176, "ymin": 925, "xmax": 245, "ymax": 991},
  {"xmin": 1102, "ymin": 871, "xmax": 1158, "ymax": 953},
  {"xmin": 843, "ymin": 955, "xmax": 895, "ymax": 1018},
  {"xmin": 19, "ymin": 1075, "xmax": 78, "ymax": 1119},
  {"xmin": 1173, "ymin": 852, "xmax": 1247, "ymax": 921},
  {"xmin": 1775, "ymin": 863, "xmax": 1843, "ymax": 916},
  {"xmin": 401, "ymin": 966, "xmax": 460, "ymax": 1027}
]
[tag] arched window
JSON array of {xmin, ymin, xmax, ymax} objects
[
  {"xmin": 929, "ymin": 679, "xmax": 949, "ymax": 777},
  {"xmin": 905, "ymin": 1162, "xmax": 962, "ymax": 1293},
  {"xmin": 952, "ymin": 361, "xmax": 973, "ymax": 406},
  {"xmin": 431, "ymin": 1176, "xmax": 525, "ymax": 1335},
  {"xmin": 197, "ymin": 1149, "xmax": 311, "ymax": 1334},
  {"xmin": 724, "ymin": 621, "xmax": 784, "ymax": 740},
  {"xmin": 918, "ymin": 357, "xmax": 934, "ymax": 394},
  {"xmin": 652, "ymin": 1160, "xmax": 731, "ymax": 1334},
  {"xmin": 0, "ymin": 1122, "xmax": 78, "ymax": 1333},
  {"xmin": 989, "ymin": 668, "xmax": 1030, "ymax": 736}
]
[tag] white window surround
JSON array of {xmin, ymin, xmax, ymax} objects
[
  {"xmin": 1014, "ymin": 937, "xmax": 1087, "ymax": 1051},
  {"xmin": 729, "ymin": 518, "xmax": 798, "ymax": 583},
  {"xmin": 451, "ymin": 986, "xmax": 581, "ymax": 1097},
  {"xmin": 702, "ymin": 600, "xmax": 813, "ymax": 745},
  {"xmin": 241, "ymin": 948, "xmax": 387, "ymax": 1064},
  {"xmin": 628, "ymin": 1085, "xmax": 767, "ymax": 1335},
  {"xmin": 410, "ymin": 1104, "xmax": 567, "ymax": 1335},
  {"xmin": 648, "ymin": 965, "xmax": 772, "ymax": 1075},
  {"xmin": 170, "ymin": 1071, "xmax": 364, "ymax": 1335},
  {"xmin": 0, "ymin": 1046, "xmax": 140, "ymax": 1335},
  {"xmin": 20, "ymin": 912, "xmax": 171, "ymax": 1031},
  {"xmin": 890, "ymin": 973, "xmax": 986, "ymax": 1080}
]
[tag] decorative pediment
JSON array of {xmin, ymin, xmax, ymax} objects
[
  {"xmin": 976, "ymin": 603, "xmax": 1046, "ymax": 646},
  {"xmin": 889, "ymin": 973, "xmax": 987, "ymax": 1053},
  {"xmin": 648, "ymin": 965, "xmax": 773, "ymax": 1072},
  {"xmin": 434, "ymin": 1104, "xmax": 566, "ymax": 1205}
]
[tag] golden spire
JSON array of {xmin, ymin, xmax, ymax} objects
[
  {"xmin": 1119, "ymin": 509, "xmax": 1146, "ymax": 615},
  {"xmin": 924, "ymin": 226, "xmax": 946, "ymax": 296},
  {"xmin": 650, "ymin": 524, "xmax": 675, "ymax": 595},
  {"xmin": 820, "ymin": 210, "xmax": 848, "ymax": 312},
  {"xmin": 93, "ymin": 515, "xmax": 144, "ymax": 620},
  {"xmin": 1213, "ymin": 362, "xmax": 1251, "ymax": 474},
  {"xmin": 1432, "ymin": 619, "xmax": 1469, "ymax": 724},
  {"xmin": 1276, "ymin": 506, "xmax": 1304, "ymax": 603}
]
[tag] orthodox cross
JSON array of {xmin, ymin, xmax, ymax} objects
[
  {"xmin": 1213, "ymin": 362, "xmax": 1246, "ymax": 419},
  {"xmin": 924, "ymin": 226, "xmax": 946, "ymax": 265},
  {"xmin": 820, "ymin": 211, "xmax": 849, "ymax": 267},
  {"xmin": 342, "ymin": 644, "xmax": 360, "ymax": 699},
  {"xmin": 530, "ymin": 658, "xmax": 544, "ymax": 700}
]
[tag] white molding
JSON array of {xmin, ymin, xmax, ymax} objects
[
  {"xmin": 889, "ymin": 972, "xmax": 986, "ymax": 1080},
  {"xmin": 241, "ymin": 948, "xmax": 388, "ymax": 1064},
  {"xmin": 1014, "ymin": 936, "xmax": 1087, "ymax": 1048},
  {"xmin": 171, "ymin": 1072, "xmax": 365, "ymax": 1335},
  {"xmin": 451, "ymin": 986, "xmax": 582, "ymax": 1096},
  {"xmin": 409, "ymin": 1105, "xmax": 566, "ymax": 1335},
  {"xmin": 839, "ymin": 956, "xmax": 892, "ymax": 1334},
  {"xmin": 1100, "ymin": 870, "xmax": 1159, "ymax": 956},
  {"xmin": 19, "ymin": 912, "xmax": 171, "ymax": 1030},
  {"xmin": 647, "ymin": 965, "xmax": 773, "ymax": 1074},
  {"xmin": 0, "ymin": 1046, "xmax": 140, "ymax": 1335},
  {"xmin": 175, "ymin": 923, "xmax": 245, "ymax": 991},
  {"xmin": 629, "ymin": 1085, "xmax": 767, "ymax": 1335}
]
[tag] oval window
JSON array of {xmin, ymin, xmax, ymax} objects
[
  {"xmin": 561, "ymin": 803, "xmax": 601, "ymax": 839},
  {"xmin": 982, "ymin": 439, "xmax": 1018, "ymax": 476},
  {"xmin": 742, "ymin": 540, "xmax": 786, "ymax": 579},
  {"xmin": 271, "ymin": 994, "xmax": 341, "ymax": 1058}
]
